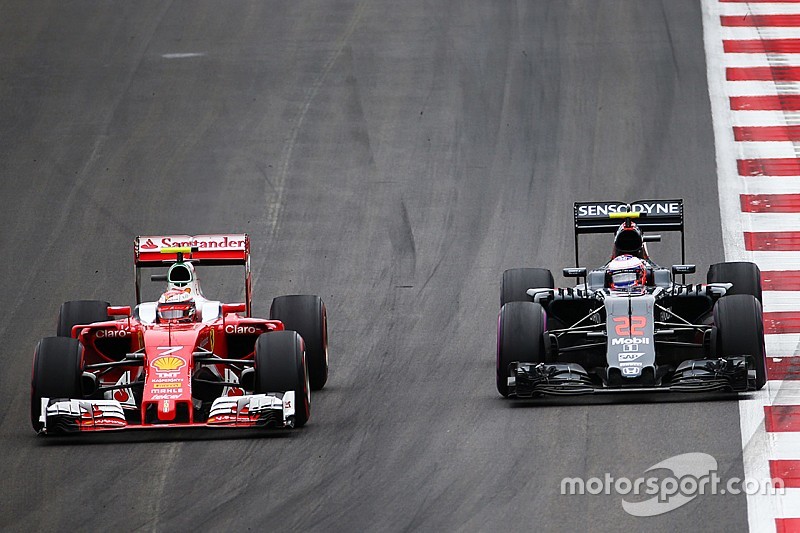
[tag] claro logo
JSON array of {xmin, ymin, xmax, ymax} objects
[
  {"xmin": 95, "ymin": 329, "xmax": 130, "ymax": 338},
  {"xmin": 225, "ymin": 325, "xmax": 260, "ymax": 334}
]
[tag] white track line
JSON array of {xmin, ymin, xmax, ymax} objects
[
  {"xmin": 719, "ymin": 4, "xmax": 800, "ymax": 16},
  {"xmin": 764, "ymin": 291, "xmax": 800, "ymax": 312},
  {"xmin": 767, "ymin": 334, "xmax": 800, "ymax": 357},
  {"xmin": 770, "ymin": 433, "xmax": 800, "ymax": 460},
  {"xmin": 740, "ymin": 211, "xmax": 800, "ymax": 229},
  {"xmin": 722, "ymin": 27, "xmax": 800, "ymax": 40},
  {"xmin": 741, "ymin": 180, "xmax": 800, "ymax": 196}
]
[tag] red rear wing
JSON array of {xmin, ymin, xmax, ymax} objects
[
  {"xmin": 135, "ymin": 234, "xmax": 250, "ymax": 266},
  {"xmin": 134, "ymin": 234, "xmax": 252, "ymax": 316}
]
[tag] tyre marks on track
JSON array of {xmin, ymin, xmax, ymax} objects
[{"xmin": 262, "ymin": 0, "xmax": 370, "ymax": 238}]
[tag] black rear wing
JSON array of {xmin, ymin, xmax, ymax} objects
[{"xmin": 573, "ymin": 199, "xmax": 684, "ymax": 266}]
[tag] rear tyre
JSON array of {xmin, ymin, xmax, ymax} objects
[
  {"xmin": 501, "ymin": 268, "xmax": 554, "ymax": 306},
  {"xmin": 57, "ymin": 300, "xmax": 110, "ymax": 337},
  {"xmin": 31, "ymin": 336, "xmax": 84, "ymax": 432},
  {"xmin": 714, "ymin": 294, "xmax": 767, "ymax": 390},
  {"xmin": 497, "ymin": 301, "xmax": 546, "ymax": 397},
  {"xmin": 707, "ymin": 262, "xmax": 762, "ymax": 303},
  {"xmin": 270, "ymin": 295, "xmax": 328, "ymax": 390},
  {"xmin": 254, "ymin": 331, "xmax": 310, "ymax": 427}
]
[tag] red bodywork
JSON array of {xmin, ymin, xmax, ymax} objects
[{"xmin": 71, "ymin": 309, "xmax": 284, "ymax": 429}]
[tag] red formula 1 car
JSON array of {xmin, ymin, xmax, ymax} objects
[{"xmin": 31, "ymin": 234, "xmax": 328, "ymax": 435}]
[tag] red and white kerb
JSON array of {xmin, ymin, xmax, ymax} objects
[{"xmin": 704, "ymin": 1, "xmax": 800, "ymax": 530}]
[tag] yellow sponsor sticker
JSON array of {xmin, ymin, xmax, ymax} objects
[
  {"xmin": 153, "ymin": 382, "xmax": 182, "ymax": 389},
  {"xmin": 609, "ymin": 211, "xmax": 640, "ymax": 219}
]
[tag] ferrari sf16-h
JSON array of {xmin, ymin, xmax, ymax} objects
[
  {"xmin": 32, "ymin": 234, "xmax": 328, "ymax": 434},
  {"xmin": 497, "ymin": 199, "xmax": 767, "ymax": 399}
]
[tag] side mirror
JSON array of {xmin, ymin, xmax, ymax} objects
[
  {"xmin": 107, "ymin": 306, "xmax": 132, "ymax": 317},
  {"xmin": 643, "ymin": 234, "xmax": 661, "ymax": 243},
  {"xmin": 672, "ymin": 264, "xmax": 696, "ymax": 275},
  {"xmin": 222, "ymin": 303, "xmax": 247, "ymax": 314},
  {"xmin": 150, "ymin": 274, "xmax": 168, "ymax": 282},
  {"xmin": 563, "ymin": 267, "xmax": 587, "ymax": 278}
]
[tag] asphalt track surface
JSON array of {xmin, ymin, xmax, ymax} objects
[{"xmin": 0, "ymin": 2, "xmax": 748, "ymax": 532}]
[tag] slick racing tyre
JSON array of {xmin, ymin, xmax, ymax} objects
[
  {"xmin": 270, "ymin": 295, "xmax": 328, "ymax": 390},
  {"xmin": 57, "ymin": 300, "xmax": 110, "ymax": 337},
  {"xmin": 714, "ymin": 294, "xmax": 767, "ymax": 390},
  {"xmin": 254, "ymin": 331, "xmax": 310, "ymax": 427},
  {"xmin": 707, "ymin": 262, "xmax": 762, "ymax": 304},
  {"xmin": 497, "ymin": 301, "xmax": 546, "ymax": 397},
  {"xmin": 31, "ymin": 336, "xmax": 84, "ymax": 432},
  {"xmin": 501, "ymin": 268, "xmax": 554, "ymax": 306}
]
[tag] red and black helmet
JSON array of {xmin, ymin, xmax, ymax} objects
[{"xmin": 606, "ymin": 255, "xmax": 647, "ymax": 292}]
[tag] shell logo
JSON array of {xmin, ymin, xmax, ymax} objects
[{"xmin": 152, "ymin": 356, "xmax": 186, "ymax": 372}]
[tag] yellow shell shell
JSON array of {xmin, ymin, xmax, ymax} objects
[{"xmin": 152, "ymin": 356, "xmax": 185, "ymax": 371}]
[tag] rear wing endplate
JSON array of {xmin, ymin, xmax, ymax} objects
[
  {"xmin": 134, "ymin": 234, "xmax": 252, "ymax": 316},
  {"xmin": 572, "ymin": 199, "xmax": 684, "ymax": 266}
]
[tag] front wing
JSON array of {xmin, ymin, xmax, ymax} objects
[
  {"xmin": 508, "ymin": 357, "xmax": 758, "ymax": 398},
  {"xmin": 37, "ymin": 392, "xmax": 297, "ymax": 434}
]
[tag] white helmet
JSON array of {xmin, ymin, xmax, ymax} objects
[{"xmin": 157, "ymin": 289, "xmax": 197, "ymax": 323}]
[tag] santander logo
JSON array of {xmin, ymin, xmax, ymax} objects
[{"xmin": 138, "ymin": 235, "xmax": 246, "ymax": 251}]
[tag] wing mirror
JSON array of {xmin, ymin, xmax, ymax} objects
[
  {"xmin": 671, "ymin": 264, "xmax": 696, "ymax": 275},
  {"xmin": 562, "ymin": 267, "xmax": 587, "ymax": 278},
  {"xmin": 107, "ymin": 306, "xmax": 131, "ymax": 317},
  {"xmin": 644, "ymin": 234, "xmax": 661, "ymax": 243},
  {"xmin": 221, "ymin": 303, "xmax": 247, "ymax": 314}
]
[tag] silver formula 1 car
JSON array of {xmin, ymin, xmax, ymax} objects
[{"xmin": 497, "ymin": 199, "xmax": 766, "ymax": 399}]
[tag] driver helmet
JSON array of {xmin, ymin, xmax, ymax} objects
[
  {"xmin": 607, "ymin": 254, "xmax": 647, "ymax": 292},
  {"xmin": 157, "ymin": 289, "xmax": 197, "ymax": 323}
]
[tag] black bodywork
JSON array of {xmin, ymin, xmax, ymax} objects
[{"xmin": 504, "ymin": 199, "xmax": 760, "ymax": 398}]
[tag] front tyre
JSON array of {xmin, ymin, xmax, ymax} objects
[
  {"xmin": 254, "ymin": 331, "xmax": 310, "ymax": 427},
  {"xmin": 714, "ymin": 294, "xmax": 767, "ymax": 390},
  {"xmin": 497, "ymin": 301, "xmax": 547, "ymax": 397},
  {"xmin": 270, "ymin": 295, "xmax": 328, "ymax": 391},
  {"xmin": 57, "ymin": 300, "xmax": 110, "ymax": 337},
  {"xmin": 31, "ymin": 337, "xmax": 84, "ymax": 432},
  {"xmin": 707, "ymin": 262, "xmax": 762, "ymax": 303},
  {"xmin": 501, "ymin": 268, "xmax": 554, "ymax": 306}
]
